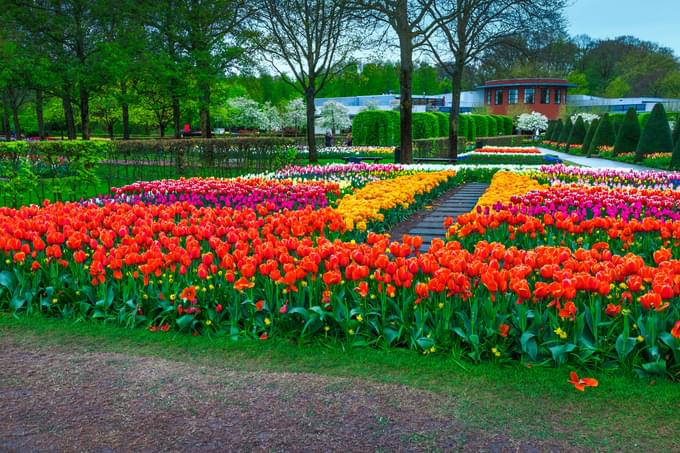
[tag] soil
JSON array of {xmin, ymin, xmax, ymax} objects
[{"xmin": 0, "ymin": 334, "xmax": 582, "ymax": 452}]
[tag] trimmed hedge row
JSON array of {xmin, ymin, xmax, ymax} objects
[{"xmin": 352, "ymin": 111, "xmax": 513, "ymax": 146}]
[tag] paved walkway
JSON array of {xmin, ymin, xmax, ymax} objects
[
  {"xmin": 538, "ymin": 147, "xmax": 653, "ymax": 171},
  {"xmin": 408, "ymin": 182, "xmax": 488, "ymax": 251}
]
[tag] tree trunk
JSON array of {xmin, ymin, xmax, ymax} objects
[
  {"xmin": 1, "ymin": 90, "xmax": 10, "ymax": 139},
  {"xmin": 36, "ymin": 89, "xmax": 45, "ymax": 139},
  {"xmin": 305, "ymin": 84, "xmax": 317, "ymax": 163},
  {"xmin": 10, "ymin": 92, "xmax": 21, "ymax": 138},
  {"xmin": 398, "ymin": 37, "xmax": 413, "ymax": 163},
  {"xmin": 121, "ymin": 80, "xmax": 129, "ymax": 140},
  {"xmin": 79, "ymin": 85, "xmax": 90, "ymax": 139},
  {"xmin": 63, "ymin": 95, "xmax": 76, "ymax": 140},
  {"xmin": 108, "ymin": 123, "xmax": 114, "ymax": 140},
  {"xmin": 448, "ymin": 64, "xmax": 465, "ymax": 160},
  {"xmin": 159, "ymin": 124, "xmax": 166, "ymax": 138},
  {"xmin": 199, "ymin": 78, "xmax": 212, "ymax": 138},
  {"xmin": 172, "ymin": 95, "xmax": 181, "ymax": 138}
]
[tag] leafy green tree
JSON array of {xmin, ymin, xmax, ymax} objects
[
  {"xmin": 612, "ymin": 108, "xmax": 640, "ymax": 155},
  {"xmin": 635, "ymin": 103, "xmax": 673, "ymax": 160}
]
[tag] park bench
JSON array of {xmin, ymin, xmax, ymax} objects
[
  {"xmin": 413, "ymin": 157, "xmax": 457, "ymax": 164},
  {"xmin": 342, "ymin": 156, "xmax": 384, "ymax": 163}
]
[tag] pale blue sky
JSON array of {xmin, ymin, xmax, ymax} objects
[{"xmin": 566, "ymin": 0, "xmax": 680, "ymax": 56}]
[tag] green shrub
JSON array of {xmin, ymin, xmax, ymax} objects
[
  {"xmin": 465, "ymin": 115, "xmax": 477, "ymax": 141},
  {"xmin": 671, "ymin": 135, "xmax": 680, "ymax": 169},
  {"xmin": 581, "ymin": 118, "xmax": 599, "ymax": 156},
  {"xmin": 567, "ymin": 116, "xmax": 587, "ymax": 147},
  {"xmin": 635, "ymin": 103, "xmax": 673, "ymax": 161},
  {"xmin": 412, "ymin": 112, "xmax": 439, "ymax": 139},
  {"xmin": 458, "ymin": 114, "xmax": 468, "ymax": 140},
  {"xmin": 671, "ymin": 115, "xmax": 680, "ymax": 147},
  {"xmin": 609, "ymin": 113, "xmax": 625, "ymax": 134},
  {"xmin": 487, "ymin": 116, "xmax": 498, "ymax": 136},
  {"xmin": 612, "ymin": 107, "xmax": 640, "ymax": 156},
  {"xmin": 557, "ymin": 117, "xmax": 573, "ymax": 144},
  {"xmin": 502, "ymin": 116, "xmax": 513, "ymax": 135},
  {"xmin": 588, "ymin": 113, "xmax": 615, "ymax": 156},
  {"xmin": 550, "ymin": 119, "xmax": 563, "ymax": 142},
  {"xmin": 545, "ymin": 120, "xmax": 556, "ymax": 140},
  {"xmin": 434, "ymin": 112, "xmax": 449, "ymax": 137},
  {"xmin": 639, "ymin": 112, "xmax": 651, "ymax": 129},
  {"xmin": 473, "ymin": 115, "xmax": 489, "ymax": 138},
  {"xmin": 352, "ymin": 111, "xmax": 399, "ymax": 146}
]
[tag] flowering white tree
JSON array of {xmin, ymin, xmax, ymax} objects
[
  {"xmin": 318, "ymin": 101, "xmax": 351, "ymax": 135},
  {"xmin": 227, "ymin": 97, "xmax": 263, "ymax": 130},
  {"xmin": 517, "ymin": 111, "xmax": 549, "ymax": 132},
  {"xmin": 258, "ymin": 102, "xmax": 282, "ymax": 133},
  {"xmin": 283, "ymin": 98, "xmax": 307, "ymax": 131},
  {"xmin": 570, "ymin": 112, "xmax": 599, "ymax": 125},
  {"xmin": 362, "ymin": 99, "xmax": 380, "ymax": 111}
]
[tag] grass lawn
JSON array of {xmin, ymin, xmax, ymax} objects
[{"xmin": 1, "ymin": 314, "xmax": 677, "ymax": 451}]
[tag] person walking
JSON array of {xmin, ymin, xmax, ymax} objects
[{"xmin": 324, "ymin": 130, "xmax": 333, "ymax": 147}]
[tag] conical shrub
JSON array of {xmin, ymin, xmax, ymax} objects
[
  {"xmin": 567, "ymin": 116, "xmax": 587, "ymax": 150},
  {"xmin": 613, "ymin": 108, "xmax": 641, "ymax": 156},
  {"xmin": 671, "ymin": 115, "xmax": 680, "ymax": 147},
  {"xmin": 551, "ymin": 119, "xmax": 563, "ymax": 142},
  {"xmin": 588, "ymin": 113, "xmax": 615, "ymax": 157},
  {"xmin": 545, "ymin": 120, "xmax": 555, "ymax": 141},
  {"xmin": 635, "ymin": 103, "xmax": 673, "ymax": 161},
  {"xmin": 671, "ymin": 135, "xmax": 680, "ymax": 169},
  {"xmin": 558, "ymin": 117, "xmax": 573, "ymax": 146},
  {"xmin": 581, "ymin": 118, "xmax": 599, "ymax": 156}
]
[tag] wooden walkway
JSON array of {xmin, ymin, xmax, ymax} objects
[{"xmin": 406, "ymin": 182, "xmax": 489, "ymax": 251}]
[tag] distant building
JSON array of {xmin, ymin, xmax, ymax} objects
[
  {"xmin": 477, "ymin": 78, "xmax": 575, "ymax": 120},
  {"xmin": 315, "ymin": 77, "xmax": 680, "ymax": 121}
]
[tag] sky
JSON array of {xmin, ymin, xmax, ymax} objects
[{"xmin": 566, "ymin": 0, "xmax": 680, "ymax": 56}]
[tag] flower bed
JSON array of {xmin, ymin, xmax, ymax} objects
[
  {"xmin": 473, "ymin": 146, "xmax": 541, "ymax": 154},
  {"xmin": 0, "ymin": 163, "xmax": 679, "ymax": 378}
]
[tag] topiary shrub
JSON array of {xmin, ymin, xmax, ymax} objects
[
  {"xmin": 485, "ymin": 115, "xmax": 497, "ymax": 136},
  {"xmin": 352, "ymin": 111, "xmax": 399, "ymax": 146},
  {"xmin": 635, "ymin": 103, "xmax": 673, "ymax": 161},
  {"xmin": 473, "ymin": 115, "xmax": 489, "ymax": 138},
  {"xmin": 588, "ymin": 113, "xmax": 615, "ymax": 156},
  {"xmin": 434, "ymin": 112, "xmax": 449, "ymax": 137},
  {"xmin": 458, "ymin": 114, "xmax": 468, "ymax": 141},
  {"xmin": 612, "ymin": 107, "xmax": 640, "ymax": 156},
  {"xmin": 465, "ymin": 115, "xmax": 477, "ymax": 141},
  {"xmin": 545, "ymin": 120, "xmax": 556, "ymax": 140},
  {"xmin": 581, "ymin": 118, "xmax": 599, "ymax": 156},
  {"xmin": 567, "ymin": 116, "xmax": 587, "ymax": 149},
  {"xmin": 671, "ymin": 115, "xmax": 680, "ymax": 148},
  {"xmin": 502, "ymin": 116, "xmax": 513, "ymax": 135},
  {"xmin": 638, "ymin": 112, "xmax": 651, "ymax": 129},
  {"xmin": 558, "ymin": 117, "xmax": 573, "ymax": 145},
  {"xmin": 671, "ymin": 135, "xmax": 680, "ymax": 169},
  {"xmin": 412, "ymin": 112, "xmax": 439, "ymax": 140},
  {"xmin": 551, "ymin": 119, "xmax": 563, "ymax": 142},
  {"xmin": 386, "ymin": 111, "xmax": 400, "ymax": 145}
]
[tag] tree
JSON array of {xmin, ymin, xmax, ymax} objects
[
  {"xmin": 567, "ymin": 115, "xmax": 586, "ymax": 148},
  {"xmin": 588, "ymin": 113, "xmax": 615, "ymax": 157},
  {"xmin": 635, "ymin": 103, "xmax": 673, "ymax": 161},
  {"xmin": 425, "ymin": 0, "xmax": 567, "ymax": 158},
  {"xmin": 283, "ymin": 98, "xmax": 307, "ymax": 131},
  {"xmin": 258, "ymin": 102, "xmax": 282, "ymax": 133},
  {"xmin": 581, "ymin": 118, "xmax": 598, "ymax": 156},
  {"xmin": 517, "ymin": 111, "xmax": 548, "ymax": 132},
  {"xmin": 257, "ymin": 0, "xmax": 359, "ymax": 163},
  {"xmin": 671, "ymin": 115, "xmax": 680, "ymax": 148},
  {"xmin": 318, "ymin": 101, "xmax": 351, "ymax": 135},
  {"xmin": 352, "ymin": 0, "xmax": 439, "ymax": 163},
  {"xmin": 612, "ymin": 107, "xmax": 640, "ymax": 156},
  {"xmin": 671, "ymin": 134, "xmax": 680, "ymax": 170},
  {"xmin": 549, "ymin": 119, "xmax": 563, "ymax": 142},
  {"xmin": 227, "ymin": 97, "xmax": 263, "ymax": 130}
]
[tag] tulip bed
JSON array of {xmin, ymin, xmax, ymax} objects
[{"xmin": 1, "ymin": 161, "xmax": 679, "ymax": 378}]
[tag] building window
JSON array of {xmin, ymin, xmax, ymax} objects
[
  {"xmin": 495, "ymin": 90, "xmax": 503, "ymax": 105},
  {"xmin": 524, "ymin": 88, "xmax": 535, "ymax": 104},
  {"xmin": 541, "ymin": 88, "xmax": 550, "ymax": 104},
  {"xmin": 554, "ymin": 89, "xmax": 561, "ymax": 104},
  {"xmin": 508, "ymin": 89, "xmax": 519, "ymax": 104},
  {"xmin": 486, "ymin": 91, "xmax": 492, "ymax": 104}
]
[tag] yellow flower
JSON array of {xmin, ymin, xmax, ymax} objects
[
  {"xmin": 636, "ymin": 335, "xmax": 645, "ymax": 343},
  {"xmin": 429, "ymin": 346, "xmax": 436, "ymax": 353},
  {"xmin": 264, "ymin": 318, "xmax": 271, "ymax": 326},
  {"xmin": 438, "ymin": 302, "xmax": 445, "ymax": 309},
  {"xmin": 356, "ymin": 314, "xmax": 363, "ymax": 322},
  {"xmin": 324, "ymin": 325, "xmax": 330, "ymax": 332},
  {"xmin": 170, "ymin": 294, "xmax": 176, "ymax": 301},
  {"xmin": 553, "ymin": 327, "xmax": 568, "ymax": 340},
  {"xmin": 348, "ymin": 329, "xmax": 355, "ymax": 335},
  {"xmin": 205, "ymin": 320, "xmax": 212, "ymax": 326},
  {"xmin": 51, "ymin": 298, "xmax": 58, "ymax": 304}
]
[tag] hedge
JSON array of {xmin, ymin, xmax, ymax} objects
[
  {"xmin": 612, "ymin": 107, "xmax": 640, "ymax": 156},
  {"xmin": 567, "ymin": 116, "xmax": 587, "ymax": 147},
  {"xmin": 557, "ymin": 117, "xmax": 573, "ymax": 144},
  {"xmin": 550, "ymin": 119, "xmax": 563, "ymax": 142},
  {"xmin": 352, "ymin": 110, "xmax": 399, "ymax": 146},
  {"xmin": 545, "ymin": 120, "xmax": 556, "ymax": 140},
  {"xmin": 458, "ymin": 115, "xmax": 469, "ymax": 140},
  {"xmin": 487, "ymin": 116, "xmax": 498, "ymax": 136},
  {"xmin": 412, "ymin": 112, "xmax": 439, "ymax": 140},
  {"xmin": 635, "ymin": 103, "xmax": 673, "ymax": 160},
  {"xmin": 434, "ymin": 112, "xmax": 449, "ymax": 137}
]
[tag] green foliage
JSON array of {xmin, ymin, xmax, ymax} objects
[
  {"xmin": 671, "ymin": 115, "xmax": 680, "ymax": 147},
  {"xmin": 557, "ymin": 117, "xmax": 573, "ymax": 144},
  {"xmin": 613, "ymin": 108, "xmax": 641, "ymax": 156},
  {"xmin": 502, "ymin": 116, "xmax": 513, "ymax": 135},
  {"xmin": 352, "ymin": 111, "xmax": 399, "ymax": 146},
  {"xmin": 434, "ymin": 112, "xmax": 449, "ymax": 137},
  {"xmin": 581, "ymin": 118, "xmax": 599, "ymax": 156},
  {"xmin": 589, "ymin": 113, "xmax": 616, "ymax": 156},
  {"xmin": 412, "ymin": 112, "xmax": 439, "ymax": 140},
  {"xmin": 544, "ymin": 120, "xmax": 555, "ymax": 140},
  {"xmin": 458, "ymin": 114, "xmax": 468, "ymax": 140},
  {"xmin": 671, "ymin": 138, "xmax": 680, "ymax": 169},
  {"xmin": 487, "ymin": 116, "xmax": 498, "ymax": 136},
  {"xmin": 639, "ymin": 112, "xmax": 651, "ymax": 129},
  {"xmin": 635, "ymin": 103, "xmax": 674, "ymax": 160},
  {"xmin": 567, "ymin": 116, "xmax": 587, "ymax": 146},
  {"xmin": 550, "ymin": 119, "xmax": 563, "ymax": 142}
]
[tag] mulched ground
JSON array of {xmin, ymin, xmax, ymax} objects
[{"xmin": 0, "ymin": 334, "xmax": 582, "ymax": 452}]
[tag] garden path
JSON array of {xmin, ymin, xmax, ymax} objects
[
  {"xmin": 405, "ymin": 182, "xmax": 488, "ymax": 251},
  {"xmin": 538, "ymin": 147, "xmax": 654, "ymax": 171}
]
